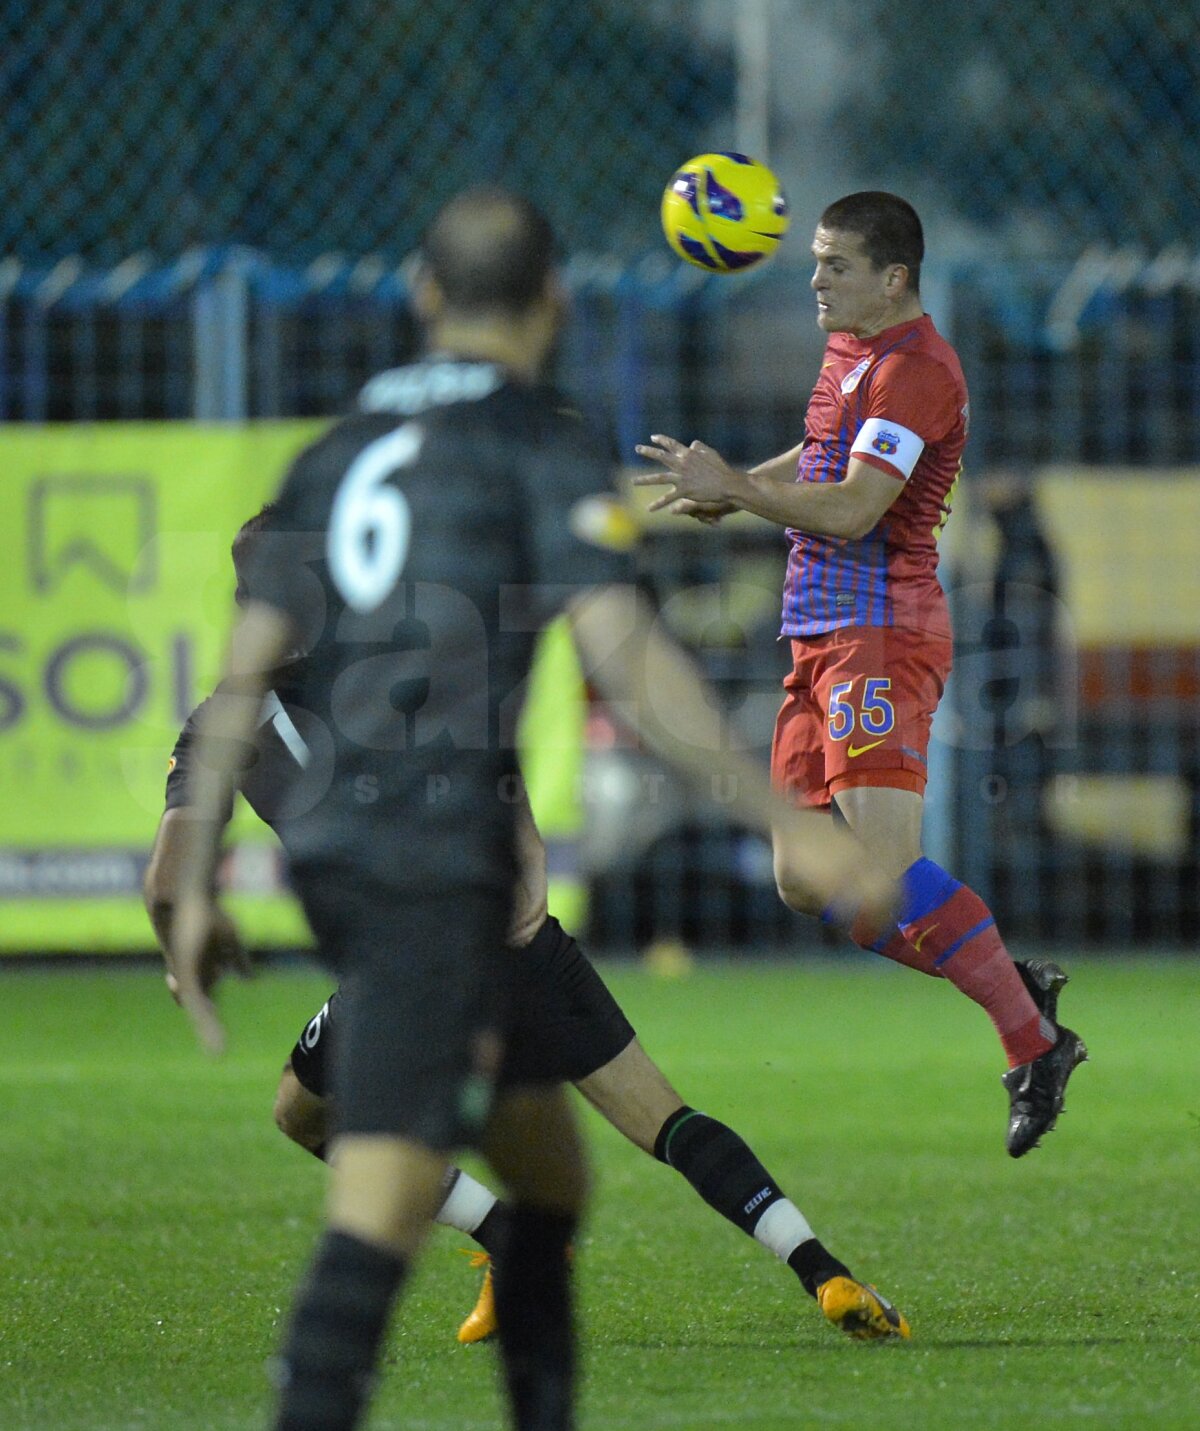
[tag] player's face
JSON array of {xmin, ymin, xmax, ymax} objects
[{"xmin": 810, "ymin": 227, "xmax": 897, "ymax": 338}]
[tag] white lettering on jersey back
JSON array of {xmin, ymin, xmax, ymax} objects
[
  {"xmin": 358, "ymin": 361, "xmax": 502, "ymax": 416},
  {"xmin": 258, "ymin": 690, "xmax": 311, "ymax": 769},
  {"xmin": 850, "ymin": 416, "xmax": 925, "ymax": 480}
]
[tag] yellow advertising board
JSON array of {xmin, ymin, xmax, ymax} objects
[
  {"xmin": 1, "ymin": 422, "xmax": 322, "ymax": 952},
  {"xmin": 0, "ymin": 422, "xmax": 587, "ymax": 954}
]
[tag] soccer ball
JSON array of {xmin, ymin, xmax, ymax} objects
[{"xmin": 660, "ymin": 152, "xmax": 789, "ymax": 272}]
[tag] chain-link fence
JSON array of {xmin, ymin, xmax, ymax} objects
[
  {"xmin": 5, "ymin": 1, "xmax": 1198, "ymax": 268},
  {"xmin": 3, "ymin": 1, "xmax": 1199, "ymax": 951},
  {"xmin": 2, "ymin": 0, "xmax": 729, "ymax": 266},
  {"xmin": 4, "ymin": 253, "xmax": 1196, "ymax": 947}
]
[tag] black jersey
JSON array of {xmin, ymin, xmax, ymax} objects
[
  {"xmin": 233, "ymin": 357, "xmax": 629, "ymax": 895},
  {"xmin": 164, "ymin": 662, "xmax": 323, "ymax": 832}
]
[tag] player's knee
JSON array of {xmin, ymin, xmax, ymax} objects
[
  {"xmin": 274, "ymin": 1064, "xmax": 328, "ymax": 1152},
  {"xmin": 773, "ymin": 855, "xmax": 824, "ymax": 916},
  {"xmin": 272, "ymin": 1073, "xmax": 304, "ymax": 1143}
]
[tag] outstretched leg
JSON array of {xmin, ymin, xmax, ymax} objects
[{"xmin": 576, "ymin": 1039, "xmax": 905, "ymax": 1335}]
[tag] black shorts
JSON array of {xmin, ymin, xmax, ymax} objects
[
  {"xmin": 293, "ymin": 871, "xmax": 510, "ymax": 1152},
  {"xmin": 289, "ymin": 914, "xmax": 636, "ymax": 1101}
]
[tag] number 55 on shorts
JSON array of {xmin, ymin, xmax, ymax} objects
[{"xmin": 828, "ymin": 678, "xmax": 895, "ymax": 757}]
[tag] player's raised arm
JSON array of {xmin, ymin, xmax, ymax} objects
[
  {"xmin": 634, "ymin": 436, "xmax": 902, "ymax": 540},
  {"xmin": 565, "ymin": 583, "xmax": 896, "ymax": 932},
  {"xmin": 168, "ymin": 599, "xmax": 296, "ymax": 1052}
]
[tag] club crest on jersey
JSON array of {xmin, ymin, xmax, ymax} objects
[
  {"xmin": 840, "ymin": 358, "xmax": 871, "ymax": 393},
  {"xmin": 871, "ymin": 429, "xmax": 900, "ymax": 455}
]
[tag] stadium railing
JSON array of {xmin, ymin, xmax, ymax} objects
[{"xmin": 1, "ymin": 249, "xmax": 1196, "ymax": 951}]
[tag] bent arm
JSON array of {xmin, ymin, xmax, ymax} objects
[
  {"xmin": 636, "ymin": 435, "xmax": 902, "ymax": 540},
  {"xmin": 174, "ymin": 601, "xmax": 297, "ymax": 900},
  {"xmin": 733, "ymin": 455, "xmax": 903, "ymax": 539},
  {"xmin": 167, "ymin": 601, "xmax": 295, "ymax": 1048}
]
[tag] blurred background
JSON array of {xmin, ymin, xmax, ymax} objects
[{"xmin": 2, "ymin": 0, "xmax": 1197, "ymax": 958}]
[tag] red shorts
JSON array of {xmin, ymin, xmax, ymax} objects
[{"xmin": 770, "ymin": 625, "xmax": 952, "ymax": 808}]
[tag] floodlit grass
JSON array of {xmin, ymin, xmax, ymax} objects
[{"xmin": 2, "ymin": 955, "xmax": 1198, "ymax": 1429}]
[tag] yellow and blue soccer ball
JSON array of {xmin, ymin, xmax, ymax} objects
[{"xmin": 660, "ymin": 152, "xmax": 789, "ymax": 272}]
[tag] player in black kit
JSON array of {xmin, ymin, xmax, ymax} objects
[
  {"xmin": 166, "ymin": 189, "xmax": 898, "ymax": 1431},
  {"xmin": 148, "ymin": 533, "xmax": 911, "ymax": 1347}
]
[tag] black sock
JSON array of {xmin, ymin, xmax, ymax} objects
[
  {"xmin": 787, "ymin": 1238, "xmax": 854, "ymax": 1299},
  {"xmin": 272, "ymin": 1229, "xmax": 407, "ymax": 1431},
  {"xmin": 472, "ymin": 1201, "xmax": 510, "ymax": 1259},
  {"xmin": 653, "ymin": 1106, "xmax": 788, "ymax": 1238},
  {"xmin": 492, "ymin": 1206, "xmax": 577, "ymax": 1431}
]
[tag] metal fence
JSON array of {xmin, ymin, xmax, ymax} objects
[
  {"xmin": 1, "ymin": 0, "xmax": 729, "ymax": 268},
  {"xmin": 9, "ymin": 249, "xmax": 1195, "ymax": 947},
  {"xmin": 4, "ymin": 1, "xmax": 1198, "ymax": 268},
  {"xmin": 3, "ymin": 0, "xmax": 1198, "ymax": 950}
]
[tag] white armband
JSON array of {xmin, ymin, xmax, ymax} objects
[{"xmin": 851, "ymin": 417, "xmax": 924, "ymax": 480}]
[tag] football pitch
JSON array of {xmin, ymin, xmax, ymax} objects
[{"xmin": 3, "ymin": 954, "xmax": 1197, "ymax": 1430}]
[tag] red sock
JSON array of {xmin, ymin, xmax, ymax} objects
[
  {"xmin": 906, "ymin": 885, "xmax": 1053, "ymax": 1067},
  {"xmin": 851, "ymin": 863, "xmax": 1055, "ymax": 1069},
  {"xmin": 849, "ymin": 916, "xmax": 939, "ymax": 977}
]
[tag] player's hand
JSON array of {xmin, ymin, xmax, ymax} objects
[
  {"xmin": 775, "ymin": 809, "xmax": 899, "ymax": 939},
  {"xmin": 168, "ymin": 894, "xmax": 252, "ymax": 1055},
  {"xmin": 633, "ymin": 434, "xmax": 742, "ymax": 513},
  {"xmin": 669, "ymin": 497, "xmax": 736, "ymax": 526},
  {"xmin": 161, "ymin": 905, "xmax": 246, "ymax": 1004}
]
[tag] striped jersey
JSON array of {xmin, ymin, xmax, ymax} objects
[{"xmin": 780, "ymin": 314, "xmax": 968, "ymax": 638}]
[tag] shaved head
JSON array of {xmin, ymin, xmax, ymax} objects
[{"xmin": 420, "ymin": 188, "xmax": 556, "ymax": 318}]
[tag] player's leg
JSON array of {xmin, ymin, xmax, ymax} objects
[
  {"xmin": 836, "ymin": 782, "xmax": 1086, "ymax": 1154},
  {"xmin": 449, "ymin": 916, "xmax": 617, "ymax": 1348},
  {"xmin": 275, "ymin": 1061, "xmax": 328, "ymax": 1156},
  {"xmin": 768, "ymin": 641, "xmax": 841, "ymax": 918},
  {"xmin": 814, "ymin": 629, "xmax": 1052, "ymax": 1065},
  {"xmin": 771, "ymin": 628, "xmax": 1085, "ymax": 1155},
  {"xmin": 278, "ymin": 999, "xmax": 507, "ymax": 1255},
  {"xmin": 272, "ymin": 885, "xmax": 510, "ymax": 1431},
  {"xmin": 480, "ymin": 1083, "xmax": 587, "ymax": 1429},
  {"xmin": 524, "ymin": 923, "xmax": 906, "ymax": 1338},
  {"xmin": 577, "ymin": 1040, "xmax": 878, "ymax": 1311},
  {"xmin": 273, "ymin": 1133, "xmax": 446, "ymax": 1431},
  {"xmin": 580, "ymin": 1041, "xmax": 854, "ymax": 1290},
  {"xmin": 833, "ymin": 784, "xmax": 1052, "ymax": 1044}
]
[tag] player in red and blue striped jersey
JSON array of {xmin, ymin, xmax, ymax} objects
[{"xmin": 637, "ymin": 191, "xmax": 1087, "ymax": 1159}]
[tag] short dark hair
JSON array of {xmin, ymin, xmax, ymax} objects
[
  {"xmin": 419, "ymin": 187, "xmax": 556, "ymax": 317},
  {"xmin": 231, "ymin": 501, "xmax": 280, "ymax": 605},
  {"xmin": 818, "ymin": 191, "xmax": 923, "ymax": 294}
]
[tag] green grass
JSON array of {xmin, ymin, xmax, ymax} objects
[{"xmin": 3, "ymin": 956, "xmax": 1198, "ymax": 1429}]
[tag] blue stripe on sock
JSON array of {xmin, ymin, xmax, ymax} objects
[
  {"xmin": 932, "ymin": 916, "xmax": 996, "ymax": 968},
  {"xmin": 899, "ymin": 857, "xmax": 961, "ymax": 926}
]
